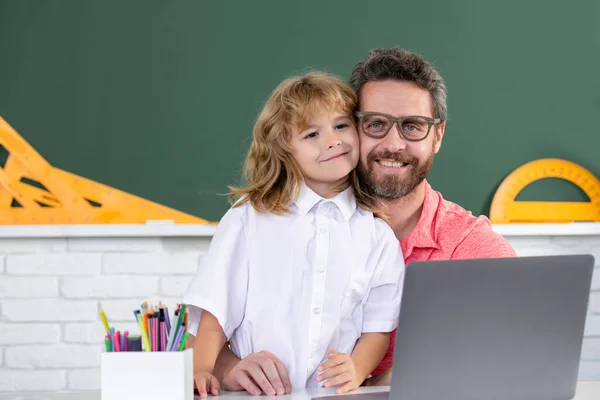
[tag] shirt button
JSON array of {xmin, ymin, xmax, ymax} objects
[
  {"xmin": 319, "ymin": 227, "xmax": 327, "ymax": 233},
  {"xmin": 313, "ymin": 308, "xmax": 321, "ymax": 315},
  {"xmin": 317, "ymin": 266, "xmax": 325, "ymax": 273}
]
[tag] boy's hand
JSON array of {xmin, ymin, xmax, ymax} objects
[
  {"xmin": 194, "ymin": 371, "xmax": 221, "ymax": 398},
  {"xmin": 221, "ymin": 350, "xmax": 292, "ymax": 396},
  {"xmin": 316, "ymin": 350, "xmax": 360, "ymax": 394}
]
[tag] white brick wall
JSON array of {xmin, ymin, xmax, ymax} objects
[
  {"xmin": 0, "ymin": 236, "xmax": 207, "ymax": 392},
  {"xmin": 0, "ymin": 238, "xmax": 67, "ymax": 253},
  {"xmin": 6, "ymin": 253, "xmax": 102, "ymax": 275},
  {"xmin": 0, "ymin": 370, "xmax": 66, "ymax": 391},
  {"xmin": 2, "ymin": 299, "xmax": 98, "ymax": 322},
  {"xmin": 67, "ymin": 237, "xmax": 162, "ymax": 252},
  {"xmin": 0, "ymin": 324, "xmax": 61, "ymax": 344},
  {"xmin": 69, "ymin": 368, "xmax": 100, "ymax": 390},
  {"xmin": 5, "ymin": 344, "xmax": 101, "ymax": 368},
  {"xmin": 591, "ymin": 293, "xmax": 600, "ymax": 314},
  {"xmin": 0, "ymin": 232, "xmax": 598, "ymax": 393},
  {"xmin": 61, "ymin": 276, "xmax": 158, "ymax": 299},
  {"xmin": 0, "ymin": 276, "xmax": 58, "ymax": 298}
]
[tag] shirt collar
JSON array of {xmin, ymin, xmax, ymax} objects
[
  {"xmin": 400, "ymin": 180, "xmax": 441, "ymax": 257},
  {"xmin": 294, "ymin": 184, "xmax": 357, "ymax": 221}
]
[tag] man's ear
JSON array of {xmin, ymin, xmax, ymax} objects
[{"xmin": 433, "ymin": 121, "xmax": 446, "ymax": 154}]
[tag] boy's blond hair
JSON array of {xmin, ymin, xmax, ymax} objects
[{"xmin": 229, "ymin": 71, "xmax": 381, "ymax": 216}]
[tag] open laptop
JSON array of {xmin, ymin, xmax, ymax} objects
[{"xmin": 316, "ymin": 254, "xmax": 594, "ymax": 400}]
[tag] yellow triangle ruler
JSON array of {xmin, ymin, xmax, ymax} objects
[{"xmin": 0, "ymin": 116, "xmax": 211, "ymax": 225}]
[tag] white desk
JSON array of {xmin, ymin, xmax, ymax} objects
[{"xmin": 1, "ymin": 383, "xmax": 599, "ymax": 400}]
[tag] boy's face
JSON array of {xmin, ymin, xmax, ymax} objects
[{"xmin": 289, "ymin": 111, "xmax": 359, "ymax": 197}]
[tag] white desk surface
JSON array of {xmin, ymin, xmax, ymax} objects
[{"xmin": 1, "ymin": 382, "xmax": 599, "ymax": 400}]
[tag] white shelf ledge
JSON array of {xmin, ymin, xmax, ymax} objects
[
  {"xmin": 492, "ymin": 222, "xmax": 600, "ymax": 236},
  {"xmin": 0, "ymin": 222, "xmax": 598, "ymax": 238},
  {"xmin": 0, "ymin": 222, "xmax": 217, "ymax": 238}
]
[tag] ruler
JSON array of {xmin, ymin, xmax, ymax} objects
[
  {"xmin": 0, "ymin": 116, "xmax": 211, "ymax": 225},
  {"xmin": 489, "ymin": 158, "xmax": 600, "ymax": 223}
]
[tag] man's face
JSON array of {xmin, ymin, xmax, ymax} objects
[{"xmin": 357, "ymin": 80, "xmax": 445, "ymax": 200}]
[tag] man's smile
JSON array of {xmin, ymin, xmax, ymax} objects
[{"xmin": 377, "ymin": 160, "xmax": 409, "ymax": 168}]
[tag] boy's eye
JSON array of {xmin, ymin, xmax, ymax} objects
[
  {"xmin": 304, "ymin": 131, "xmax": 318, "ymax": 139},
  {"xmin": 335, "ymin": 123, "xmax": 349, "ymax": 130}
]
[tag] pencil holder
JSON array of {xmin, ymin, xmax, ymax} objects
[{"xmin": 101, "ymin": 348, "xmax": 194, "ymax": 400}]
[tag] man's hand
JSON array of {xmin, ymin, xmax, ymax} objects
[
  {"xmin": 221, "ymin": 350, "xmax": 292, "ymax": 396},
  {"xmin": 316, "ymin": 350, "xmax": 360, "ymax": 394},
  {"xmin": 363, "ymin": 369, "xmax": 392, "ymax": 387},
  {"xmin": 194, "ymin": 371, "xmax": 221, "ymax": 398}
]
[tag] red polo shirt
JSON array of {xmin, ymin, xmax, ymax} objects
[{"xmin": 371, "ymin": 181, "xmax": 516, "ymax": 376}]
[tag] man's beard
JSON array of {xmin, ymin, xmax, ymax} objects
[{"xmin": 358, "ymin": 148, "xmax": 435, "ymax": 200}]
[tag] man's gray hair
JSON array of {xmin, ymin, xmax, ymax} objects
[{"xmin": 349, "ymin": 47, "xmax": 448, "ymax": 121}]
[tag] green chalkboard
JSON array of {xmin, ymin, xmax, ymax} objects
[{"xmin": 1, "ymin": 0, "xmax": 598, "ymax": 222}]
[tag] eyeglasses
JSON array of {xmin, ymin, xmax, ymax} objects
[{"xmin": 355, "ymin": 112, "xmax": 442, "ymax": 141}]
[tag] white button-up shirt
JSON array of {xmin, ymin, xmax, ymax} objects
[{"xmin": 184, "ymin": 185, "xmax": 405, "ymax": 389}]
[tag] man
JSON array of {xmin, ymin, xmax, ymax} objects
[
  {"xmin": 206, "ymin": 47, "xmax": 516, "ymax": 394},
  {"xmin": 348, "ymin": 47, "xmax": 516, "ymax": 384}
]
